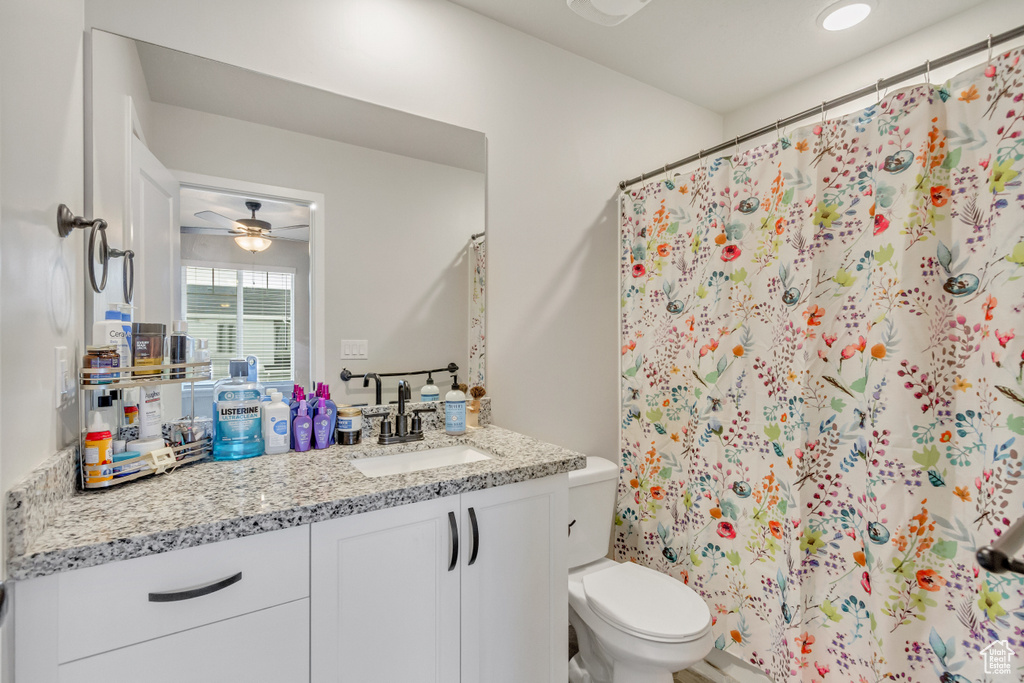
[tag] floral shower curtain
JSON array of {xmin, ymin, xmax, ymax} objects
[
  {"xmin": 617, "ymin": 47, "xmax": 1024, "ymax": 682},
  {"xmin": 468, "ymin": 236, "xmax": 486, "ymax": 388}
]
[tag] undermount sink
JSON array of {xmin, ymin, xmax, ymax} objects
[{"xmin": 350, "ymin": 445, "xmax": 492, "ymax": 478}]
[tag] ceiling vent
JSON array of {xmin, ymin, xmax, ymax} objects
[{"xmin": 566, "ymin": 0, "xmax": 651, "ymax": 26}]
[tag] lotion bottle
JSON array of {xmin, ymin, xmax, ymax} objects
[
  {"xmin": 293, "ymin": 399, "xmax": 313, "ymax": 452},
  {"xmin": 420, "ymin": 374, "xmax": 440, "ymax": 402},
  {"xmin": 321, "ymin": 386, "xmax": 338, "ymax": 444},
  {"xmin": 313, "ymin": 397, "xmax": 331, "ymax": 449},
  {"xmin": 445, "ymin": 375, "xmax": 466, "ymax": 436},
  {"xmin": 263, "ymin": 391, "xmax": 291, "ymax": 455}
]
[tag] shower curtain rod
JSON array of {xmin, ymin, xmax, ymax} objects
[{"xmin": 618, "ymin": 23, "xmax": 1024, "ymax": 191}]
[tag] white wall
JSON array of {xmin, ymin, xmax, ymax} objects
[
  {"xmin": 85, "ymin": 0, "xmax": 723, "ymax": 460},
  {"xmin": 146, "ymin": 102, "xmax": 482, "ymax": 405},
  {"xmin": 724, "ymin": 0, "xmax": 1024, "ymax": 143},
  {"xmin": 0, "ymin": 0, "xmax": 85, "ymax": 557}
]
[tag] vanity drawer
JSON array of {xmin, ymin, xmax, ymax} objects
[
  {"xmin": 58, "ymin": 598, "xmax": 309, "ymax": 682},
  {"xmin": 57, "ymin": 525, "xmax": 309, "ymax": 663}
]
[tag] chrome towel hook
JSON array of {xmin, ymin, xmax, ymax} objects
[{"xmin": 57, "ymin": 204, "xmax": 108, "ymax": 293}]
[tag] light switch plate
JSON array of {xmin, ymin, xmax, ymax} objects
[
  {"xmin": 340, "ymin": 339, "xmax": 368, "ymax": 360},
  {"xmin": 55, "ymin": 346, "xmax": 72, "ymax": 407}
]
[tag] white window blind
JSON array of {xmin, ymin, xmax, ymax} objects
[{"xmin": 183, "ymin": 266, "xmax": 294, "ymax": 382}]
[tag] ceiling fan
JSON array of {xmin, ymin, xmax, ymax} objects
[{"xmin": 192, "ymin": 201, "xmax": 308, "ymax": 253}]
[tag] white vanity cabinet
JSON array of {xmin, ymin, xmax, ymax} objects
[
  {"xmin": 14, "ymin": 525, "xmax": 310, "ymax": 682},
  {"xmin": 310, "ymin": 474, "xmax": 568, "ymax": 683}
]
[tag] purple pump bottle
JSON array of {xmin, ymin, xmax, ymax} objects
[
  {"xmin": 313, "ymin": 398, "xmax": 331, "ymax": 449},
  {"xmin": 293, "ymin": 399, "xmax": 313, "ymax": 452}
]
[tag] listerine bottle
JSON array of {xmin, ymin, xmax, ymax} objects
[{"xmin": 212, "ymin": 359, "xmax": 265, "ymax": 460}]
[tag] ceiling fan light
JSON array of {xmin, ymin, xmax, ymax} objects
[{"xmin": 234, "ymin": 234, "xmax": 272, "ymax": 253}]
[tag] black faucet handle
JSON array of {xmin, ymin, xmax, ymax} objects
[
  {"xmin": 411, "ymin": 407, "xmax": 438, "ymax": 435},
  {"xmin": 368, "ymin": 412, "xmax": 392, "ymax": 438}
]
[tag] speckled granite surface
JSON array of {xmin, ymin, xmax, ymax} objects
[
  {"xmin": 6, "ymin": 425, "xmax": 583, "ymax": 581},
  {"xmin": 359, "ymin": 396, "xmax": 491, "ymax": 437},
  {"xmin": 5, "ymin": 446, "xmax": 76, "ymax": 564}
]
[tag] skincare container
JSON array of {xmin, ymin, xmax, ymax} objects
[
  {"xmin": 82, "ymin": 345, "xmax": 121, "ymax": 385},
  {"xmin": 321, "ymin": 385, "xmax": 338, "ymax": 444},
  {"xmin": 336, "ymin": 407, "xmax": 362, "ymax": 445},
  {"xmin": 313, "ymin": 397, "xmax": 331, "ymax": 449},
  {"xmin": 445, "ymin": 376, "xmax": 466, "ymax": 436},
  {"xmin": 131, "ymin": 323, "xmax": 166, "ymax": 376},
  {"xmin": 263, "ymin": 392, "xmax": 291, "ymax": 455},
  {"xmin": 293, "ymin": 399, "xmax": 313, "ymax": 452},
  {"xmin": 112, "ymin": 452, "xmax": 146, "ymax": 478},
  {"xmin": 212, "ymin": 359, "xmax": 265, "ymax": 460},
  {"xmin": 83, "ymin": 411, "xmax": 114, "ymax": 485},
  {"xmin": 420, "ymin": 374, "xmax": 440, "ymax": 402},
  {"xmin": 167, "ymin": 320, "xmax": 193, "ymax": 379},
  {"xmin": 138, "ymin": 385, "xmax": 163, "ymax": 440},
  {"xmin": 93, "ymin": 305, "xmax": 131, "ymax": 373}
]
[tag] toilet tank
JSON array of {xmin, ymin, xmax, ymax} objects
[{"xmin": 568, "ymin": 456, "xmax": 620, "ymax": 568}]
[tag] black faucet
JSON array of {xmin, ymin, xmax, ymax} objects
[
  {"xmin": 395, "ymin": 380, "xmax": 411, "ymax": 437},
  {"xmin": 363, "ymin": 373, "xmax": 382, "ymax": 405}
]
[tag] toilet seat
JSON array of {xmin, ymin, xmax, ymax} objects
[{"xmin": 582, "ymin": 562, "xmax": 711, "ymax": 643}]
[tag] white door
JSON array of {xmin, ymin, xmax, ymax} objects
[
  {"xmin": 129, "ymin": 135, "xmax": 179, "ymax": 323},
  {"xmin": 310, "ymin": 497, "xmax": 461, "ymax": 682},
  {"xmin": 460, "ymin": 475, "xmax": 569, "ymax": 683}
]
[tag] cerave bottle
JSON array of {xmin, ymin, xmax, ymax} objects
[{"xmin": 212, "ymin": 359, "xmax": 265, "ymax": 460}]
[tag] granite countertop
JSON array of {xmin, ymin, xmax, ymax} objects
[{"xmin": 6, "ymin": 426, "xmax": 586, "ymax": 581}]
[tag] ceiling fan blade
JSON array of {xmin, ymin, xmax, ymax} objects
[
  {"xmin": 195, "ymin": 210, "xmax": 244, "ymax": 230},
  {"xmin": 270, "ymin": 223, "xmax": 310, "ymax": 231}
]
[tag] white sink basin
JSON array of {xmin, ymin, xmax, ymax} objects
[{"xmin": 350, "ymin": 445, "xmax": 491, "ymax": 478}]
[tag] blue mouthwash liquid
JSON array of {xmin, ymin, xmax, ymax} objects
[{"xmin": 212, "ymin": 359, "xmax": 265, "ymax": 460}]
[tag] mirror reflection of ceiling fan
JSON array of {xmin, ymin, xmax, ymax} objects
[{"xmin": 192, "ymin": 201, "xmax": 309, "ymax": 253}]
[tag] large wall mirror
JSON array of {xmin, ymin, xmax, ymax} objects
[{"xmin": 86, "ymin": 29, "xmax": 487, "ymax": 413}]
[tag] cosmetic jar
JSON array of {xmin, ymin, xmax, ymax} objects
[
  {"xmin": 336, "ymin": 407, "xmax": 362, "ymax": 445},
  {"xmin": 132, "ymin": 323, "xmax": 166, "ymax": 376}
]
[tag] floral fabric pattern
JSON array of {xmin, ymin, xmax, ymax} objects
[
  {"xmin": 617, "ymin": 48, "xmax": 1024, "ymax": 682},
  {"xmin": 469, "ymin": 236, "xmax": 486, "ymax": 388}
]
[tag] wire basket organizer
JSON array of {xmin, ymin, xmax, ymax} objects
[{"xmin": 77, "ymin": 361, "xmax": 213, "ymax": 490}]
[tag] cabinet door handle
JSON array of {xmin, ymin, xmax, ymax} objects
[
  {"xmin": 448, "ymin": 511, "xmax": 459, "ymax": 572},
  {"xmin": 148, "ymin": 571, "xmax": 242, "ymax": 603},
  {"xmin": 468, "ymin": 507, "xmax": 480, "ymax": 566}
]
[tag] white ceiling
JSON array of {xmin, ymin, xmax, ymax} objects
[
  {"xmin": 135, "ymin": 41, "xmax": 487, "ymax": 173},
  {"xmin": 448, "ymin": 0, "xmax": 987, "ymax": 113},
  {"xmin": 180, "ymin": 187, "xmax": 311, "ymax": 243}
]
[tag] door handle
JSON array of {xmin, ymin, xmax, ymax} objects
[
  {"xmin": 468, "ymin": 507, "xmax": 480, "ymax": 566},
  {"xmin": 148, "ymin": 571, "xmax": 242, "ymax": 602},
  {"xmin": 448, "ymin": 511, "xmax": 459, "ymax": 571}
]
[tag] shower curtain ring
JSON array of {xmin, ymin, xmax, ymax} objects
[
  {"xmin": 987, "ymin": 34, "xmax": 993, "ymax": 64},
  {"xmin": 775, "ymin": 120, "xmax": 781, "ymax": 140},
  {"xmin": 733, "ymin": 136, "xmax": 739, "ymax": 159},
  {"xmin": 925, "ymin": 59, "xmax": 931, "ymax": 86}
]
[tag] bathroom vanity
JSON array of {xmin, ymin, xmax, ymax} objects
[{"xmin": 6, "ymin": 426, "xmax": 584, "ymax": 682}]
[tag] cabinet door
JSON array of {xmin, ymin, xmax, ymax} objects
[
  {"xmin": 460, "ymin": 474, "xmax": 568, "ymax": 683},
  {"xmin": 58, "ymin": 598, "xmax": 309, "ymax": 682},
  {"xmin": 311, "ymin": 498, "xmax": 461, "ymax": 683}
]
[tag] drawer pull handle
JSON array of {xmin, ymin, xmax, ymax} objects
[
  {"xmin": 448, "ymin": 511, "xmax": 459, "ymax": 572},
  {"xmin": 148, "ymin": 571, "xmax": 242, "ymax": 603},
  {"xmin": 468, "ymin": 507, "xmax": 480, "ymax": 566}
]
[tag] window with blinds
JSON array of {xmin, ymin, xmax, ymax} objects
[{"xmin": 183, "ymin": 266, "xmax": 294, "ymax": 382}]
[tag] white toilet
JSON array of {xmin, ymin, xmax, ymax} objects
[{"xmin": 567, "ymin": 457, "xmax": 713, "ymax": 683}]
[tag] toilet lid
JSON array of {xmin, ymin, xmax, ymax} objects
[{"xmin": 582, "ymin": 562, "xmax": 711, "ymax": 642}]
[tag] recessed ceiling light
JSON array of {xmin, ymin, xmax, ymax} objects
[{"xmin": 819, "ymin": 1, "xmax": 873, "ymax": 31}]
